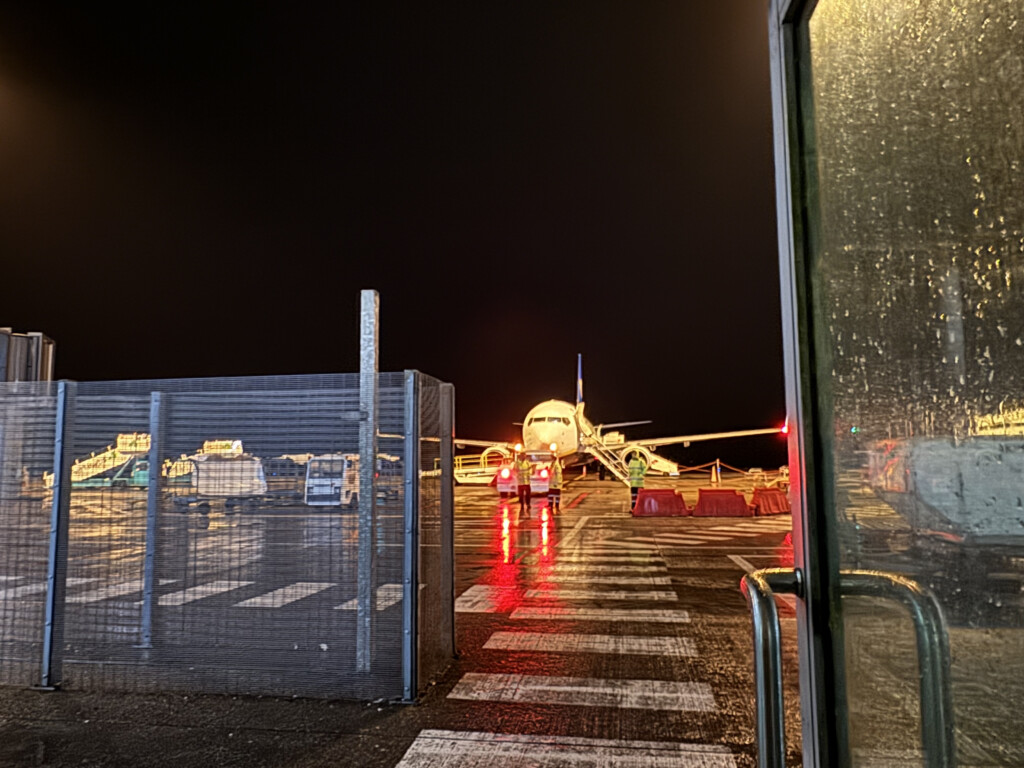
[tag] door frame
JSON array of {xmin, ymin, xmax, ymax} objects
[{"xmin": 766, "ymin": 0, "xmax": 849, "ymax": 764}]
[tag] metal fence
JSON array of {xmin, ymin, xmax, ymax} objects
[{"xmin": 0, "ymin": 372, "xmax": 453, "ymax": 701}]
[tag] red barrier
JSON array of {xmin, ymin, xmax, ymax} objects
[
  {"xmin": 751, "ymin": 487, "xmax": 791, "ymax": 516},
  {"xmin": 692, "ymin": 488, "xmax": 752, "ymax": 517},
  {"xmin": 632, "ymin": 488, "xmax": 691, "ymax": 517}
]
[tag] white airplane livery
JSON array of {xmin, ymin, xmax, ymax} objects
[{"xmin": 457, "ymin": 355, "xmax": 783, "ymax": 482}]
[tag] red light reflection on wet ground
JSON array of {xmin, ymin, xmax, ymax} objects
[
  {"xmin": 481, "ymin": 502, "xmax": 564, "ymax": 614},
  {"xmin": 775, "ymin": 531, "xmax": 794, "ymax": 567}
]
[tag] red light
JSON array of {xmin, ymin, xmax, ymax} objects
[
  {"xmin": 540, "ymin": 468, "xmax": 549, "ymax": 479},
  {"xmin": 781, "ymin": 420, "xmax": 789, "ymax": 435},
  {"xmin": 500, "ymin": 468, "xmax": 510, "ymax": 479}
]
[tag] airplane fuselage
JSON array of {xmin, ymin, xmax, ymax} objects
[{"xmin": 521, "ymin": 399, "xmax": 580, "ymax": 458}]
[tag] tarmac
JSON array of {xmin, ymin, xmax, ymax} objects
[{"xmin": 0, "ymin": 475, "xmax": 801, "ymax": 767}]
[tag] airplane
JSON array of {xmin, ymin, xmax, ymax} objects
[{"xmin": 455, "ymin": 354, "xmax": 784, "ymax": 483}]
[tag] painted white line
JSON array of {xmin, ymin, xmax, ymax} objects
[
  {"xmin": 0, "ymin": 576, "xmax": 24, "ymax": 583},
  {"xmin": 645, "ymin": 538, "xmax": 706, "ymax": 545},
  {"xmin": 235, "ymin": 582, "xmax": 333, "ymax": 608},
  {"xmin": 647, "ymin": 534, "xmax": 739, "ymax": 543},
  {"xmin": 587, "ymin": 541, "xmax": 661, "ymax": 551},
  {"xmin": 67, "ymin": 579, "xmax": 143, "ymax": 603},
  {"xmin": 556, "ymin": 553, "xmax": 664, "ymax": 561},
  {"xmin": 551, "ymin": 565, "xmax": 667, "ymax": 574},
  {"xmin": 510, "ymin": 606, "xmax": 690, "ymax": 623},
  {"xmin": 158, "ymin": 580, "xmax": 252, "ymax": 607},
  {"xmin": 525, "ymin": 588, "xmax": 677, "ymax": 601},
  {"xmin": 661, "ymin": 532, "xmax": 763, "ymax": 540},
  {"xmin": 0, "ymin": 577, "xmax": 95, "ymax": 601},
  {"xmin": 335, "ymin": 583, "xmax": 403, "ymax": 611},
  {"xmin": 484, "ymin": 631, "xmax": 696, "ymax": 657},
  {"xmin": 545, "ymin": 575, "xmax": 672, "ymax": 585},
  {"xmin": 556, "ymin": 515, "xmax": 589, "ymax": 548},
  {"xmin": 548, "ymin": 561, "xmax": 667, "ymax": 565},
  {"xmin": 728, "ymin": 555, "xmax": 797, "ymax": 610},
  {"xmin": 727, "ymin": 555, "xmax": 758, "ymax": 572},
  {"xmin": 448, "ymin": 673, "xmax": 716, "ymax": 711},
  {"xmin": 455, "ymin": 584, "xmax": 518, "ymax": 613},
  {"xmin": 395, "ymin": 729, "xmax": 736, "ymax": 767}
]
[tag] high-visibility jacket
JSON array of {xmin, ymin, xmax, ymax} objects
[
  {"xmin": 627, "ymin": 457, "xmax": 646, "ymax": 489},
  {"xmin": 515, "ymin": 458, "xmax": 533, "ymax": 486},
  {"xmin": 549, "ymin": 459, "xmax": 562, "ymax": 489}
]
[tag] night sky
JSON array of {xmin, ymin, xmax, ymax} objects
[{"xmin": 0, "ymin": 3, "xmax": 786, "ymax": 466}]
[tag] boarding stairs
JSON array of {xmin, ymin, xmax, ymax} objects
[
  {"xmin": 581, "ymin": 438, "xmax": 631, "ymax": 484},
  {"xmin": 43, "ymin": 433, "xmax": 151, "ymax": 488},
  {"xmin": 574, "ymin": 406, "xmax": 630, "ymax": 484},
  {"xmin": 451, "ymin": 446, "xmax": 512, "ymax": 485}
]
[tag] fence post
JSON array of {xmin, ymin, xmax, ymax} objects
[
  {"xmin": 38, "ymin": 380, "xmax": 75, "ymax": 690},
  {"xmin": 138, "ymin": 392, "xmax": 162, "ymax": 649},
  {"xmin": 357, "ymin": 289, "xmax": 379, "ymax": 674},
  {"xmin": 439, "ymin": 382, "xmax": 455, "ymax": 657},
  {"xmin": 401, "ymin": 370, "xmax": 421, "ymax": 702}
]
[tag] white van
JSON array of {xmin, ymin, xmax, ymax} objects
[
  {"xmin": 192, "ymin": 453, "xmax": 268, "ymax": 498},
  {"xmin": 304, "ymin": 454, "xmax": 359, "ymax": 507},
  {"xmin": 304, "ymin": 453, "xmax": 403, "ymax": 508}
]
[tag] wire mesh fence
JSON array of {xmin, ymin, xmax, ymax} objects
[
  {"xmin": 0, "ymin": 381, "xmax": 58, "ymax": 687},
  {"xmin": 0, "ymin": 372, "xmax": 453, "ymax": 701}
]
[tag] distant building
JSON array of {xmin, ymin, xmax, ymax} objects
[{"xmin": 0, "ymin": 329, "xmax": 55, "ymax": 382}]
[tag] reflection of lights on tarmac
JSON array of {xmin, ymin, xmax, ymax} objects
[
  {"xmin": 775, "ymin": 531, "xmax": 794, "ymax": 567},
  {"xmin": 538, "ymin": 506, "xmax": 552, "ymax": 578},
  {"xmin": 501, "ymin": 504, "xmax": 511, "ymax": 564}
]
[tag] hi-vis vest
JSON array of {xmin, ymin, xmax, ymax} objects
[
  {"xmin": 515, "ymin": 459, "xmax": 533, "ymax": 485},
  {"xmin": 549, "ymin": 460, "xmax": 563, "ymax": 489},
  {"xmin": 627, "ymin": 457, "xmax": 646, "ymax": 488}
]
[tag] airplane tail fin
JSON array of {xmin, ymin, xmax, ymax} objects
[{"xmin": 576, "ymin": 353, "xmax": 583, "ymax": 406}]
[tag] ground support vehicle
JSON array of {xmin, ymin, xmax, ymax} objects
[
  {"xmin": 303, "ymin": 453, "xmax": 402, "ymax": 509},
  {"xmin": 495, "ymin": 450, "xmax": 554, "ymax": 498},
  {"xmin": 74, "ymin": 456, "xmax": 151, "ymax": 489},
  {"xmin": 171, "ymin": 452, "xmax": 268, "ymax": 513},
  {"xmin": 868, "ymin": 436, "xmax": 1024, "ymax": 626}
]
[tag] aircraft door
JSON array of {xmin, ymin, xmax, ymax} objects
[{"xmin": 758, "ymin": 1, "xmax": 1024, "ymax": 766}]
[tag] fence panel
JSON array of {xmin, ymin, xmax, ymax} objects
[
  {"xmin": 0, "ymin": 382, "xmax": 57, "ymax": 687},
  {"xmin": 416, "ymin": 375, "xmax": 452, "ymax": 688},
  {"xmin": 0, "ymin": 372, "xmax": 451, "ymax": 700}
]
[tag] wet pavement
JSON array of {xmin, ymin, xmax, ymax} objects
[{"xmin": 0, "ymin": 476, "xmax": 800, "ymax": 767}]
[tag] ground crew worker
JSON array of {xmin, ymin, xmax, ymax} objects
[
  {"xmin": 515, "ymin": 452, "xmax": 533, "ymax": 517},
  {"xmin": 627, "ymin": 454, "xmax": 647, "ymax": 509},
  {"xmin": 547, "ymin": 455, "xmax": 563, "ymax": 512}
]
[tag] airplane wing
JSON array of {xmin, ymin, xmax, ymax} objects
[
  {"xmin": 597, "ymin": 420, "xmax": 652, "ymax": 430},
  {"xmin": 629, "ymin": 427, "xmax": 783, "ymax": 448},
  {"xmin": 454, "ymin": 438, "xmax": 510, "ymax": 449}
]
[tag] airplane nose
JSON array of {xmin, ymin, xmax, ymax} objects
[{"xmin": 532, "ymin": 425, "xmax": 555, "ymax": 447}]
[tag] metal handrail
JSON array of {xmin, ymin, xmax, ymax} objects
[
  {"xmin": 741, "ymin": 567, "xmax": 955, "ymax": 768},
  {"xmin": 840, "ymin": 570, "xmax": 955, "ymax": 768},
  {"xmin": 740, "ymin": 567, "xmax": 804, "ymax": 768}
]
